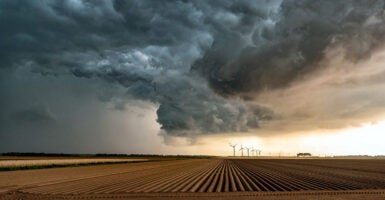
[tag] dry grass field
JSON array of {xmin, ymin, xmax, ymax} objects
[
  {"xmin": 0, "ymin": 158, "xmax": 147, "ymax": 169},
  {"xmin": 0, "ymin": 158, "xmax": 384, "ymax": 199}
]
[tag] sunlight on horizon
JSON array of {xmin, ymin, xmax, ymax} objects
[
  {"xmin": 297, "ymin": 121, "xmax": 385, "ymax": 156},
  {"xmin": 203, "ymin": 120, "xmax": 385, "ymax": 156}
]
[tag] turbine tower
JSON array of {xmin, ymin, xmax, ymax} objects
[
  {"xmin": 239, "ymin": 144, "xmax": 245, "ymax": 157},
  {"xmin": 245, "ymin": 147, "xmax": 250, "ymax": 157},
  {"xmin": 229, "ymin": 143, "xmax": 237, "ymax": 157},
  {"xmin": 251, "ymin": 148, "xmax": 255, "ymax": 156},
  {"xmin": 256, "ymin": 149, "xmax": 261, "ymax": 156}
]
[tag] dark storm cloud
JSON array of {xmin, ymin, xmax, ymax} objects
[
  {"xmin": 1, "ymin": 0, "xmax": 385, "ymax": 137},
  {"xmin": 193, "ymin": 0, "xmax": 385, "ymax": 95},
  {"xmin": 12, "ymin": 107, "xmax": 56, "ymax": 123}
]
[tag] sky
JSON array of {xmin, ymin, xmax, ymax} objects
[{"xmin": 1, "ymin": 0, "xmax": 385, "ymax": 156}]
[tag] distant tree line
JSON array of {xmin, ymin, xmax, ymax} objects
[
  {"xmin": 0, "ymin": 152, "xmax": 214, "ymax": 159},
  {"xmin": 297, "ymin": 153, "xmax": 312, "ymax": 157}
]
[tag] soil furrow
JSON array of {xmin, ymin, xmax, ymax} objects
[{"xmin": 15, "ymin": 158, "xmax": 385, "ymax": 195}]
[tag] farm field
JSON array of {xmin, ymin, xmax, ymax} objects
[
  {"xmin": 0, "ymin": 158, "xmax": 148, "ymax": 169},
  {"xmin": 1, "ymin": 158, "xmax": 385, "ymax": 199}
]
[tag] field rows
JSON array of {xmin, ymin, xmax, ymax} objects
[{"xmin": 21, "ymin": 159, "xmax": 385, "ymax": 194}]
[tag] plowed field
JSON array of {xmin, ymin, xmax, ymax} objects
[{"xmin": 1, "ymin": 158, "xmax": 385, "ymax": 199}]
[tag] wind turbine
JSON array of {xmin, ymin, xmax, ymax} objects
[
  {"xmin": 251, "ymin": 148, "xmax": 255, "ymax": 157},
  {"xmin": 256, "ymin": 149, "xmax": 261, "ymax": 156},
  {"xmin": 239, "ymin": 144, "xmax": 245, "ymax": 157},
  {"xmin": 245, "ymin": 147, "xmax": 250, "ymax": 157},
  {"xmin": 229, "ymin": 143, "xmax": 237, "ymax": 157}
]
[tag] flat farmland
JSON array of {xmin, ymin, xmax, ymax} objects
[
  {"xmin": 1, "ymin": 158, "xmax": 385, "ymax": 200},
  {"xmin": 0, "ymin": 158, "xmax": 148, "ymax": 169}
]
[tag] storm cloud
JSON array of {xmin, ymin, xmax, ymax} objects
[
  {"xmin": 193, "ymin": 0, "xmax": 385, "ymax": 95},
  {"xmin": 1, "ymin": 0, "xmax": 385, "ymax": 141}
]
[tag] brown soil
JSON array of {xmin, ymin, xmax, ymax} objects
[{"xmin": 1, "ymin": 159, "xmax": 384, "ymax": 199}]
